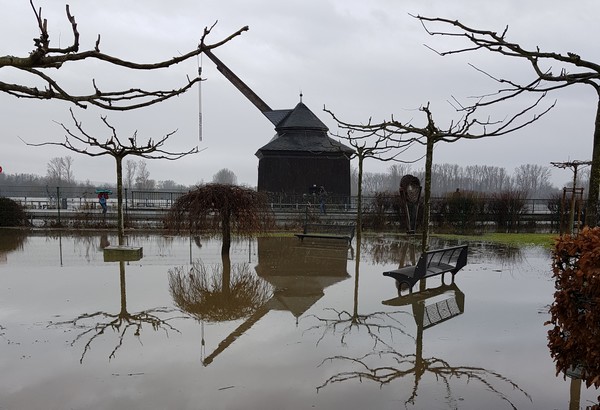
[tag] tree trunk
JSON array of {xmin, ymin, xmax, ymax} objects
[
  {"xmin": 421, "ymin": 136, "xmax": 434, "ymax": 252},
  {"xmin": 118, "ymin": 260, "xmax": 128, "ymax": 317},
  {"xmin": 116, "ymin": 156, "xmax": 125, "ymax": 245},
  {"xmin": 356, "ymin": 152, "xmax": 364, "ymax": 244},
  {"xmin": 585, "ymin": 97, "xmax": 600, "ymax": 227},
  {"xmin": 221, "ymin": 252, "xmax": 231, "ymax": 296},
  {"xmin": 221, "ymin": 210, "xmax": 231, "ymax": 256}
]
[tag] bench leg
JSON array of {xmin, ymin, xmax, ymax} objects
[{"xmin": 395, "ymin": 280, "xmax": 413, "ymax": 296}]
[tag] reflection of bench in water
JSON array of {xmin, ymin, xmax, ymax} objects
[
  {"xmin": 382, "ymin": 282, "xmax": 465, "ymax": 329},
  {"xmin": 383, "ymin": 245, "xmax": 468, "ymax": 293},
  {"xmin": 295, "ymin": 223, "xmax": 355, "ymax": 244}
]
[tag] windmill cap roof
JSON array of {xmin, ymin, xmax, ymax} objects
[{"xmin": 269, "ymin": 102, "xmax": 328, "ymax": 131}]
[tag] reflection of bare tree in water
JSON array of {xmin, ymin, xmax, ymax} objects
[
  {"xmin": 318, "ymin": 349, "xmax": 530, "ymax": 409},
  {"xmin": 316, "ymin": 237, "xmax": 531, "ymax": 409},
  {"xmin": 364, "ymin": 236, "xmax": 418, "ymax": 266},
  {"xmin": 306, "ymin": 235, "xmax": 412, "ymax": 349},
  {"xmin": 50, "ymin": 260, "xmax": 181, "ymax": 363}
]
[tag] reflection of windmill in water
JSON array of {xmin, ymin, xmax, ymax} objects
[
  {"xmin": 255, "ymin": 237, "xmax": 350, "ymax": 322},
  {"xmin": 169, "ymin": 236, "xmax": 350, "ymax": 366}
]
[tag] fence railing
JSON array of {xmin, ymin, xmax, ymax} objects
[
  {"xmin": 5, "ymin": 185, "xmax": 586, "ymax": 233},
  {"xmin": 1, "ymin": 185, "xmax": 569, "ymax": 215}
]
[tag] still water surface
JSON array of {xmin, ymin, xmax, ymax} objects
[{"xmin": 0, "ymin": 231, "xmax": 597, "ymax": 409}]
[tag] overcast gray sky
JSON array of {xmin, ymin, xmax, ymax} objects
[{"xmin": 1, "ymin": 0, "xmax": 597, "ymax": 188}]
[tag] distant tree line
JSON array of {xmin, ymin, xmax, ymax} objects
[
  {"xmin": 0, "ymin": 156, "xmax": 240, "ymax": 195},
  {"xmin": 354, "ymin": 163, "xmax": 574, "ymax": 199},
  {"xmin": 1, "ymin": 155, "xmax": 581, "ymax": 201}
]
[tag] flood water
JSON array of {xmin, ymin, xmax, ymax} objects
[{"xmin": 0, "ymin": 231, "xmax": 597, "ymax": 409}]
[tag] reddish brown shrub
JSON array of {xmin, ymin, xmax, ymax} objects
[{"xmin": 547, "ymin": 227, "xmax": 600, "ymax": 387}]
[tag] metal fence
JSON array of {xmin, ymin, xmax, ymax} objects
[{"xmin": 1, "ymin": 185, "xmax": 565, "ymax": 217}]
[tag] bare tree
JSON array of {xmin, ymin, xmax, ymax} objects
[
  {"xmin": 212, "ymin": 168, "xmax": 238, "ymax": 185},
  {"xmin": 328, "ymin": 99, "xmax": 553, "ymax": 250},
  {"xmin": 135, "ymin": 160, "xmax": 154, "ymax": 190},
  {"xmin": 157, "ymin": 179, "xmax": 185, "ymax": 190},
  {"xmin": 46, "ymin": 157, "xmax": 65, "ymax": 183},
  {"xmin": 387, "ymin": 164, "xmax": 412, "ymax": 191},
  {"xmin": 125, "ymin": 159, "xmax": 137, "ymax": 190},
  {"xmin": 1, "ymin": 1, "xmax": 248, "ymax": 110},
  {"xmin": 414, "ymin": 15, "xmax": 600, "ymax": 225},
  {"xmin": 465, "ymin": 164, "xmax": 511, "ymax": 193},
  {"xmin": 323, "ymin": 112, "xmax": 416, "ymax": 243},
  {"xmin": 23, "ymin": 109, "xmax": 196, "ymax": 243},
  {"xmin": 62, "ymin": 155, "xmax": 74, "ymax": 183},
  {"xmin": 361, "ymin": 172, "xmax": 390, "ymax": 195},
  {"xmin": 45, "ymin": 155, "xmax": 75, "ymax": 184},
  {"xmin": 513, "ymin": 163, "xmax": 553, "ymax": 198}
]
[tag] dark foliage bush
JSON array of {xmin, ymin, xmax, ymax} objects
[
  {"xmin": 0, "ymin": 197, "xmax": 28, "ymax": 227},
  {"xmin": 487, "ymin": 190, "xmax": 527, "ymax": 232},
  {"xmin": 370, "ymin": 191, "xmax": 400, "ymax": 230},
  {"xmin": 435, "ymin": 190, "xmax": 485, "ymax": 233},
  {"xmin": 547, "ymin": 227, "xmax": 600, "ymax": 387}
]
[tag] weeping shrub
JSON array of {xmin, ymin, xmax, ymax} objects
[{"xmin": 164, "ymin": 184, "xmax": 273, "ymax": 255}]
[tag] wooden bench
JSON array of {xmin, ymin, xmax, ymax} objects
[
  {"xmin": 295, "ymin": 223, "xmax": 355, "ymax": 243},
  {"xmin": 383, "ymin": 245, "xmax": 468, "ymax": 293}
]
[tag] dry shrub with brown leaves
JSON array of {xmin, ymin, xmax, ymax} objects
[{"xmin": 547, "ymin": 227, "xmax": 600, "ymax": 387}]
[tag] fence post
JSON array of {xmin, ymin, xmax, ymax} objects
[{"xmin": 56, "ymin": 186, "xmax": 61, "ymax": 225}]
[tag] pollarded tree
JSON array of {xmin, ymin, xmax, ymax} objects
[
  {"xmin": 1, "ymin": 1, "xmax": 247, "ymax": 110},
  {"xmin": 165, "ymin": 184, "xmax": 273, "ymax": 256},
  {"xmin": 414, "ymin": 15, "xmax": 600, "ymax": 226},
  {"xmin": 23, "ymin": 109, "xmax": 196, "ymax": 244},
  {"xmin": 328, "ymin": 98, "xmax": 553, "ymax": 251},
  {"xmin": 322, "ymin": 113, "xmax": 416, "ymax": 244}
]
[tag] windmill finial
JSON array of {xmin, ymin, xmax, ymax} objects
[{"xmin": 299, "ymin": 90, "xmax": 303, "ymax": 103}]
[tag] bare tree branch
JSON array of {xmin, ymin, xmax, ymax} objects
[
  {"xmin": 21, "ymin": 109, "xmax": 198, "ymax": 160},
  {"xmin": 317, "ymin": 349, "xmax": 531, "ymax": 409},
  {"xmin": 21, "ymin": 108, "xmax": 199, "ymax": 241},
  {"xmin": 412, "ymin": 14, "xmax": 600, "ymax": 226},
  {"xmin": 0, "ymin": 1, "xmax": 249, "ymax": 110}
]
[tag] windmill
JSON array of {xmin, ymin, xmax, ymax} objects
[{"xmin": 204, "ymin": 50, "xmax": 353, "ymax": 197}]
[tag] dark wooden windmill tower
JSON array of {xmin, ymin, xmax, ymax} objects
[{"xmin": 204, "ymin": 50, "xmax": 353, "ymax": 197}]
